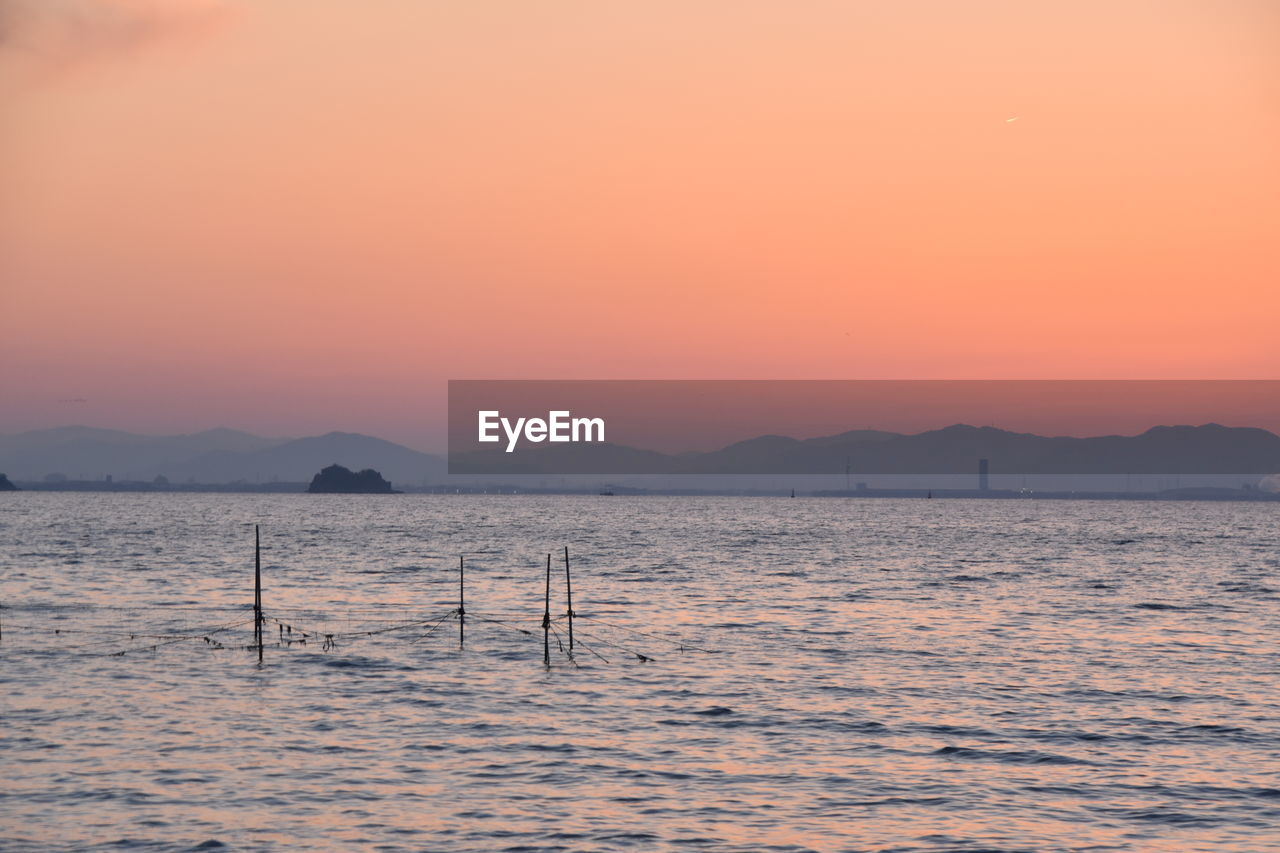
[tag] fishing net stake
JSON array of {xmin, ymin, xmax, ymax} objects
[
  {"xmin": 542, "ymin": 553, "xmax": 551, "ymax": 666},
  {"xmin": 564, "ymin": 545, "xmax": 574, "ymax": 651},
  {"xmin": 254, "ymin": 524, "xmax": 263, "ymax": 663},
  {"xmin": 458, "ymin": 555, "xmax": 466, "ymax": 647}
]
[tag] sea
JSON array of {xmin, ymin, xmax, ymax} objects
[{"xmin": 1, "ymin": 493, "xmax": 1277, "ymax": 852}]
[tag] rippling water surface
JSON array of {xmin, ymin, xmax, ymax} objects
[{"xmin": 2, "ymin": 493, "xmax": 1278, "ymax": 852}]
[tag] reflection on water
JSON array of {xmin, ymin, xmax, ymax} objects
[{"xmin": 1, "ymin": 494, "xmax": 1278, "ymax": 851}]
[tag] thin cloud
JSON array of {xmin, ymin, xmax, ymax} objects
[{"xmin": 0, "ymin": 0, "xmax": 229, "ymax": 78}]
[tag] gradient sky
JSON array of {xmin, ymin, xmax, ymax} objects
[{"xmin": 1, "ymin": 0, "xmax": 1276, "ymax": 450}]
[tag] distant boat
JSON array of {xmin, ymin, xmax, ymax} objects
[
  {"xmin": 790, "ymin": 489, "xmax": 795, "ymax": 498},
  {"xmin": 927, "ymin": 490, "xmax": 932, "ymax": 499},
  {"xmin": 599, "ymin": 484, "xmax": 615, "ymax": 496}
]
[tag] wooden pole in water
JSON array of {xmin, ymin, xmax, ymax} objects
[
  {"xmin": 458, "ymin": 555, "xmax": 465, "ymax": 646},
  {"xmin": 542, "ymin": 552, "xmax": 551, "ymax": 665},
  {"xmin": 254, "ymin": 524, "xmax": 263, "ymax": 663},
  {"xmin": 563, "ymin": 545, "xmax": 574, "ymax": 651}
]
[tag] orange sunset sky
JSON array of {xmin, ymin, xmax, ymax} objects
[{"xmin": 1, "ymin": 0, "xmax": 1276, "ymax": 450}]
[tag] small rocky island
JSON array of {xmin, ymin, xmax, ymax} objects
[
  {"xmin": 0, "ymin": 473, "xmax": 17, "ymax": 491},
  {"xmin": 306, "ymin": 464, "xmax": 397, "ymax": 494}
]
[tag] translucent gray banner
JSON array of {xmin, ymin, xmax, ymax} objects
[{"xmin": 448, "ymin": 380, "xmax": 1280, "ymax": 478}]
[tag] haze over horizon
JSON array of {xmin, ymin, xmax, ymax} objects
[
  {"xmin": 2, "ymin": 1, "xmax": 1276, "ymax": 448},
  {"xmin": 4, "ymin": 419, "xmax": 1280, "ymax": 489},
  {"xmin": 7, "ymin": 416, "xmax": 1280, "ymax": 460}
]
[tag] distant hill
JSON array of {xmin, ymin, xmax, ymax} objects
[
  {"xmin": 167, "ymin": 432, "xmax": 444, "ymax": 485},
  {"xmin": 0, "ymin": 427, "xmax": 444, "ymax": 486},
  {"xmin": 452, "ymin": 423, "xmax": 1280, "ymax": 475},
  {"xmin": 0, "ymin": 426, "xmax": 287, "ymax": 481}
]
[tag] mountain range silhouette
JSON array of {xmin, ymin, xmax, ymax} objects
[
  {"xmin": 450, "ymin": 423, "xmax": 1280, "ymax": 475},
  {"xmin": 3, "ymin": 423, "xmax": 1279, "ymax": 483}
]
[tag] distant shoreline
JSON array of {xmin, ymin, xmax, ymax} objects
[{"xmin": 10, "ymin": 481, "xmax": 1279, "ymax": 502}]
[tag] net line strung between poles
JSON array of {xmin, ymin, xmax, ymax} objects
[
  {"xmin": 0, "ymin": 541, "xmax": 722, "ymax": 663},
  {"xmin": 0, "ymin": 603, "xmax": 718, "ymax": 663},
  {"xmin": 0, "ymin": 610, "xmax": 256, "ymax": 656}
]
